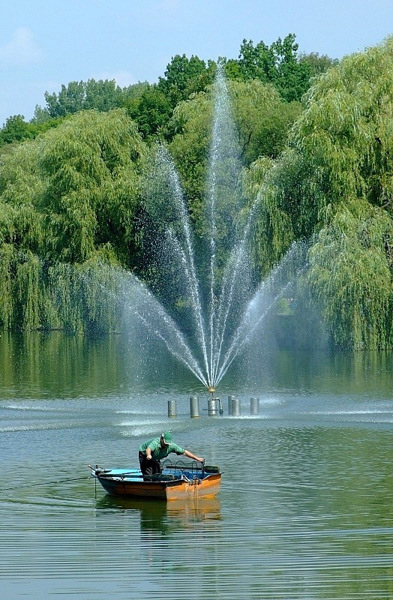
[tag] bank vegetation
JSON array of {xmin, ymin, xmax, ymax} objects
[{"xmin": 0, "ymin": 35, "xmax": 392, "ymax": 349}]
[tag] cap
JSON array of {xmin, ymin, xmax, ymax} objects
[{"xmin": 161, "ymin": 432, "xmax": 173, "ymax": 444}]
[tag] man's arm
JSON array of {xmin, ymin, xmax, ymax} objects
[{"xmin": 184, "ymin": 449, "xmax": 204, "ymax": 462}]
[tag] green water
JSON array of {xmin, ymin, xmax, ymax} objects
[{"xmin": 1, "ymin": 332, "xmax": 392, "ymax": 599}]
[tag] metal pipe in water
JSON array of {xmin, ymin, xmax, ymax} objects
[
  {"xmin": 168, "ymin": 400, "xmax": 177, "ymax": 418},
  {"xmin": 208, "ymin": 398, "xmax": 219, "ymax": 416},
  {"xmin": 250, "ymin": 397, "xmax": 260, "ymax": 415},
  {"xmin": 190, "ymin": 396, "xmax": 200, "ymax": 418},
  {"xmin": 230, "ymin": 396, "xmax": 240, "ymax": 417}
]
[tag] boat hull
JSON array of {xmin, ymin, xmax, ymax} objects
[{"xmin": 91, "ymin": 467, "xmax": 221, "ymax": 501}]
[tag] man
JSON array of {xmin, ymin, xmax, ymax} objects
[{"xmin": 139, "ymin": 432, "xmax": 204, "ymax": 476}]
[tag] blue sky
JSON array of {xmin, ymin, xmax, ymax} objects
[{"xmin": 1, "ymin": 0, "xmax": 392, "ymax": 126}]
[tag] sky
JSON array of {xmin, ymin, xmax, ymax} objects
[{"xmin": 1, "ymin": 0, "xmax": 393, "ymax": 126}]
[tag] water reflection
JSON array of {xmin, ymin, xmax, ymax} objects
[
  {"xmin": 96, "ymin": 496, "xmax": 221, "ymax": 536},
  {"xmin": 2, "ymin": 331, "xmax": 393, "ymax": 399}
]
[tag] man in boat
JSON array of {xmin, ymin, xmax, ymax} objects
[{"xmin": 139, "ymin": 432, "xmax": 204, "ymax": 477}]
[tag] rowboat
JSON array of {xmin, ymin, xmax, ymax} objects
[{"xmin": 90, "ymin": 461, "xmax": 221, "ymax": 501}]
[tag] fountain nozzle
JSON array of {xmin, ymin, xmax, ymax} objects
[{"xmin": 207, "ymin": 386, "xmax": 223, "ymax": 416}]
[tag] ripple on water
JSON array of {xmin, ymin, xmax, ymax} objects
[{"xmin": 1, "ymin": 396, "xmax": 393, "ymax": 599}]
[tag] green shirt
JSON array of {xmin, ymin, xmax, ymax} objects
[{"xmin": 139, "ymin": 437, "xmax": 185, "ymax": 461}]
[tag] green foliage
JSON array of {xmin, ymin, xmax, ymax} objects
[
  {"xmin": 15, "ymin": 251, "xmax": 41, "ymax": 330},
  {"xmin": 0, "ymin": 114, "xmax": 63, "ymax": 147},
  {"xmin": 258, "ymin": 38, "xmax": 393, "ymax": 348},
  {"xmin": 125, "ymin": 56, "xmax": 214, "ymax": 141},
  {"xmin": 46, "ymin": 259, "xmax": 121, "ymax": 335},
  {"xmin": 127, "ymin": 85, "xmax": 172, "ymax": 139},
  {"xmin": 228, "ymin": 80, "xmax": 302, "ymax": 164},
  {"xmin": 0, "ymin": 248, "xmax": 122, "ymax": 333},
  {"xmin": 299, "ymin": 52, "xmax": 339, "ymax": 78},
  {"xmin": 1, "ymin": 110, "xmax": 146, "ymax": 267},
  {"xmin": 0, "ymin": 141, "xmax": 45, "ymax": 252},
  {"xmin": 158, "ymin": 54, "xmax": 214, "ymax": 108},
  {"xmin": 307, "ymin": 201, "xmax": 393, "ymax": 348},
  {"xmin": 0, "ymin": 115, "xmax": 34, "ymax": 145},
  {"xmin": 43, "ymin": 79, "xmax": 125, "ymax": 118},
  {"xmin": 234, "ymin": 34, "xmax": 314, "ymax": 101},
  {"xmin": 255, "ymin": 35, "xmax": 393, "ymax": 255},
  {"xmin": 0, "ymin": 244, "xmax": 15, "ymax": 329},
  {"xmin": 39, "ymin": 109, "xmax": 146, "ymax": 264},
  {"xmin": 243, "ymin": 157, "xmax": 295, "ymax": 274},
  {"xmin": 167, "ymin": 91, "xmax": 212, "ymax": 230},
  {"xmin": 0, "ymin": 109, "xmax": 146, "ymax": 332}
]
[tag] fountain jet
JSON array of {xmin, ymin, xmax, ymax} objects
[{"xmin": 120, "ymin": 63, "xmax": 306, "ymax": 389}]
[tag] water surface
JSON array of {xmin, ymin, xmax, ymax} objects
[{"xmin": 1, "ymin": 332, "xmax": 392, "ymax": 599}]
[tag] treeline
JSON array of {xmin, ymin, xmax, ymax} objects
[
  {"xmin": 0, "ymin": 35, "xmax": 392, "ymax": 348},
  {"xmin": 0, "ymin": 35, "xmax": 334, "ymax": 145}
]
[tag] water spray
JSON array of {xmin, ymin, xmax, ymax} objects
[{"xmin": 127, "ymin": 65, "xmax": 307, "ymax": 392}]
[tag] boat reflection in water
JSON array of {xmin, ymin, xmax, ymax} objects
[{"xmin": 96, "ymin": 495, "xmax": 221, "ymax": 535}]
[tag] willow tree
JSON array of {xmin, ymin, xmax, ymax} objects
[
  {"xmin": 243, "ymin": 157, "xmax": 295, "ymax": 275},
  {"xmin": 260, "ymin": 37, "xmax": 393, "ymax": 348},
  {"xmin": 308, "ymin": 201, "xmax": 393, "ymax": 348},
  {"xmin": 0, "ymin": 141, "xmax": 45, "ymax": 252},
  {"xmin": 0, "ymin": 140, "xmax": 45, "ymax": 330},
  {"xmin": 0, "ymin": 109, "xmax": 147, "ymax": 332},
  {"xmin": 40, "ymin": 109, "xmax": 146, "ymax": 265}
]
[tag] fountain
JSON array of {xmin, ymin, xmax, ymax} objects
[{"xmin": 114, "ymin": 65, "xmax": 306, "ymax": 391}]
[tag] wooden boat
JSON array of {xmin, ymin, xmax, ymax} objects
[{"xmin": 90, "ymin": 461, "xmax": 221, "ymax": 501}]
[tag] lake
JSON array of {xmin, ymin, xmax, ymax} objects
[{"xmin": 1, "ymin": 332, "xmax": 392, "ymax": 599}]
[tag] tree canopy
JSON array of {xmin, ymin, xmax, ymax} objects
[
  {"xmin": 0, "ymin": 110, "xmax": 146, "ymax": 332},
  {"xmin": 0, "ymin": 35, "xmax": 392, "ymax": 348},
  {"xmin": 256, "ymin": 37, "xmax": 393, "ymax": 347}
]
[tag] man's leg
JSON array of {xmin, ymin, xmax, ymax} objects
[{"xmin": 139, "ymin": 452, "xmax": 161, "ymax": 477}]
